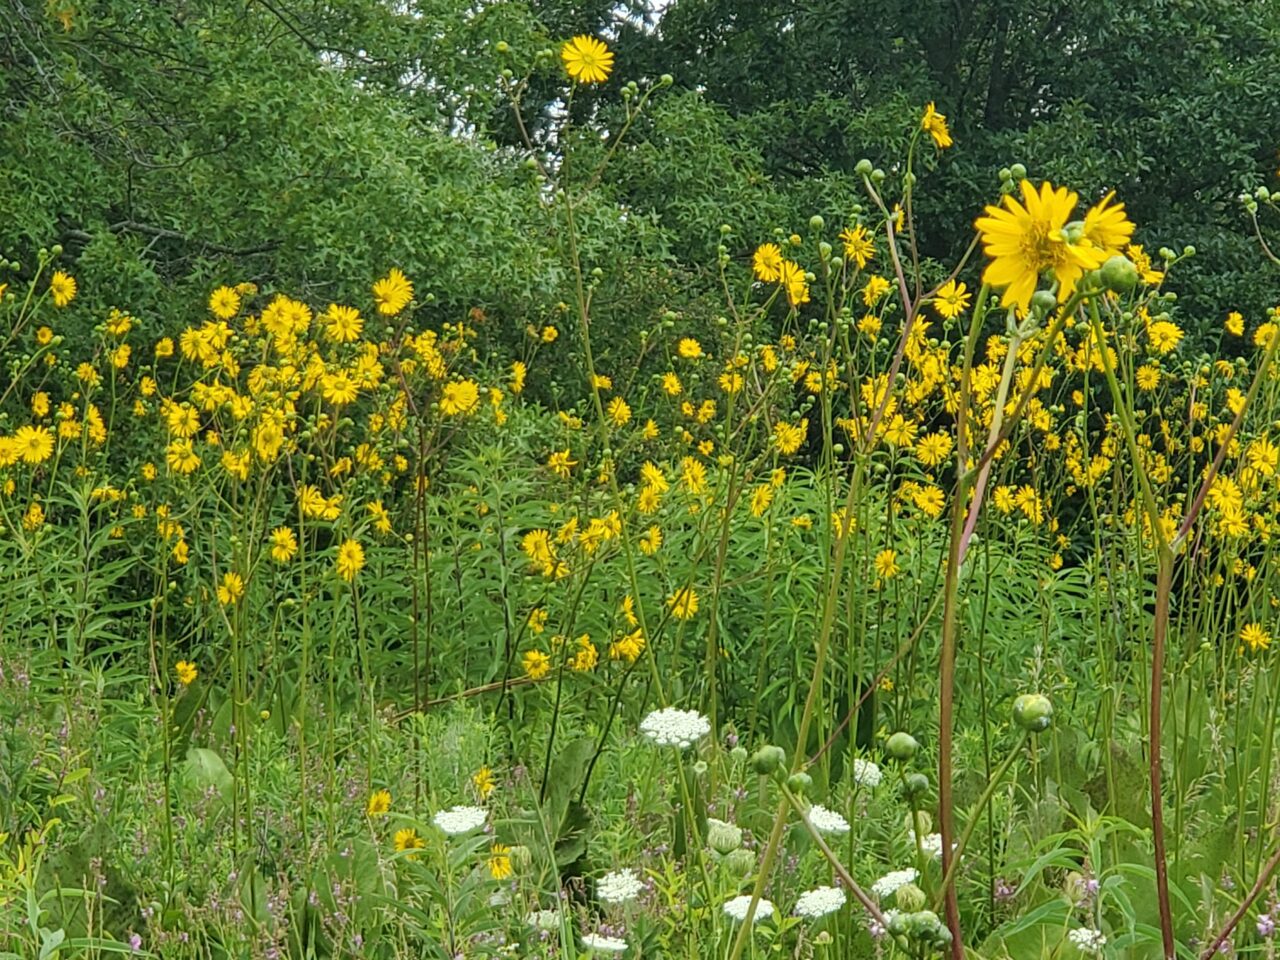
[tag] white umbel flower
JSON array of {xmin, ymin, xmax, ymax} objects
[
  {"xmin": 597, "ymin": 868, "xmax": 644, "ymax": 904},
  {"xmin": 639, "ymin": 707, "xmax": 711, "ymax": 748},
  {"xmin": 723, "ymin": 894, "xmax": 775, "ymax": 923},
  {"xmin": 1068, "ymin": 927, "xmax": 1107, "ymax": 954},
  {"xmin": 527, "ymin": 908, "xmax": 561, "ymax": 931},
  {"xmin": 806, "ymin": 804, "xmax": 850, "ymax": 835},
  {"xmin": 852, "ymin": 758, "xmax": 883, "ymax": 788},
  {"xmin": 581, "ymin": 933, "xmax": 628, "ymax": 953},
  {"xmin": 870, "ymin": 868, "xmax": 919, "ymax": 898},
  {"xmin": 911, "ymin": 830, "xmax": 949, "ymax": 860},
  {"xmin": 432, "ymin": 805, "xmax": 488, "ymax": 835},
  {"xmin": 794, "ymin": 885, "xmax": 847, "ymax": 918}
]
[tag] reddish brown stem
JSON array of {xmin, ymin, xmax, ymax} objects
[{"xmin": 1152, "ymin": 558, "xmax": 1175, "ymax": 959}]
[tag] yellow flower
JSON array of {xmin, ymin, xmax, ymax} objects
[
  {"xmin": 1082, "ymin": 191, "xmax": 1135, "ymax": 254},
  {"xmin": 932, "ymin": 279, "xmax": 970, "ymax": 319},
  {"xmin": 14, "ymin": 425, "xmax": 54, "ymax": 465},
  {"xmin": 510, "ymin": 361, "xmax": 527, "ymax": 394},
  {"xmin": 175, "ymin": 660, "xmax": 198, "ymax": 686},
  {"xmin": 678, "ymin": 337, "xmax": 704, "ymax": 359},
  {"xmin": 440, "ymin": 380, "xmax": 480, "ymax": 416},
  {"xmin": 561, "ymin": 35, "xmax": 614, "ymax": 84},
  {"xmin": 668, "ymin": 586, "xmax": 699, "ymax": 620},
  {"xmin": 523, "ymin": 648, "xmax": 551, "ymax": 680},
  {"xmin": 921, "ymin": 102, "xmax": 952, "ymax": 149},
  {"xmin": 541, "ymin": 325, "xmax": 559, "ymax": 343},
  {"xmin": 394, "ymin": 828, "xmax": 424, "ymax": 858},
  {"xmin": 488, "ymin": 844, "xmax": 513, "ymax": 880},
  {"xmin": 1146, "ymin": 320, "xmax": 1183, "ymax": 355},
  {"xmin": 774, "ymin": 420, "xmax": 808, "ymax": 456},
  {"xmin": 49, "ymin": 271, "xmax": 76, "ymax": 307},
  {"xmin": 779, "ymin": 260, "xmax": 810, "ymax": 307},
  {"xmin": 321, "ymin": 371, "xmax": 359, "ymax": 406},
  {"xmin": 166, "ymin": 438, "xmax": 201, "ymax": 475},
  {"xmin": 639, "ymin": 525, "xmax": 662, "ymax": 555},
  {"xmin": 1241, "ymin": 623, "xmax": 1271, "ymax": 654},
  {"xmin": 372, "ymin": 268, "xmax": 414, "ymax": 316},
  {"xmin": 1136, "ymin": 364, "xmax": 1161, "ymax": 391},
  {"xmin": 839, "ymin": 225, "xmax": 875, "ymax": 268},
  {"xmin": 749, "ymin": 484, "xmax": 774, "ymax": 517},
  {"xmin": 548, "ymin": 450, "xmax": 577, "ymax": 479},
  {"xmin": 23, "ymin": 501, "xmax": 45, "ymax": 530},
  {"xmin": 862, "ymin": 275, "xmax": 891, "ymax": 306},
  {"xmin": 569, "ymin": 635, "xmax": 598, "ymax": 672},
  {"xmin": 607, "ymin": 396, "xmax": 632, "ymax": 427},
  {"xmin": 473, "ymin": 766, "xmax": 495, "ymax": 800},
  {"xmin": 323, "ymin": 304, "xmax": 363, "ymax": 342},
  {"xmin": 661, "ymin": 372, "xmax": 682, "ymax": 396},
  {"xmin": 915, "ymin": 431, "xmax": 953, "ymax": 467},
  {"xmin": 974, "ymin": 180, "xmax": 1106, "ymax": 313},
  {"xmin": 216, "ymin": 571, "xmax": 245, "ymax": 605},
  {"xmin": 209, "ymin": 286, "xmax": 241, "ymax": 320},
  {"xmin": 366, "ymin": 789, "xmax": 392, "ymax": 817},
  {"xmin": 752, "ymin": 243, "xmax": 784, "ymax": 282},
  {"xmin": 1225, "ymin": 311, "xmax": 1245, "ymax": 336},
  {"xmin": 874, "ymin": 549, "xmax": 900, "ymax": 580},
  {"xmin": 336, "ymin": 539, "xmax": 366, "ymax": 581},
  {"xmin": 912, "ymin": 485, "xmax": 945, "ymax": 518},
  {"xmin": 270, "ymin": 527, "xmax": 298, "ymax": 563}
]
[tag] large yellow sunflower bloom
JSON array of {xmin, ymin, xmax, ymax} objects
[{"xmin": 974, "ymin": 180, "xmax": 1105, "ymax": 313}]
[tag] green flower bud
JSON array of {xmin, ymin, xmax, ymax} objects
[
  {"xmin": 50, "ymin": 244, "xmax": 63, "ymax": 257},
  {"xmin": 1030, "ymin": 289, "xmax": 1058, "ymax": 316},
  {"xmin": 906, "ymin": 910, "xmax": 942, "ymax": 940},
  {"xmin": 871, "ymin": 168, "xmax": 886, "ymax": 183},
  {"xmin": 1010, "ymin": 162, "xmax": 1027, "ymax": 180},
  {"xmin": 495, "ymin": 40, "xmax": 510, "ymax": 53},
  {"xmin": 855, "ymin": 159, "xmax": 873, "ymax": 176},
  {"xmin": 692, "ymin": 760, "xmax": 709, "ymax": 777},
  {"xmin": 786, "ymin": 772, "xmax": 812, "ymax": 795},
  {"xmin": 887, "ymin": 911, "xmax": 911, "ymax": 937},
  {"xmin": 906, "ymin": 810, "xmax": 932, "ymax": 836},
  {"xmin": 902, "ymin": 772, "xmax": 930, "ymax": 801},
  {"xmin": 1012, "ymin": 693, "xmax": 1053, "ymax": 732},
  {"xmin": 730, "ymin": 745, "xmax": 748, "ymax": 763},
  {"xmin": 809, "ymin": 215, "xmax": 824, "ymax": 231},
  {"xmin": 1100, "ymin": 255, "xmax": 1138, "ymax": 294},
  {"xmin": 723, "ymin": 848, "xmax": 755, "ymax": 877},
  {"xmin": 998, "ymin": 167, "xmax": 1012, "ymax": 182},
  {"xmin": 508, "ymin": 844, "xmax": 533, "ymax": 871},
  {"xmin": 660, "ymin": 73, "xmax": 674, "ymax": 86},
  {"xmin": 751, "ymin": 745, "xmax": 786, "ymax": 776},
  {"xmin": 895, "ymin": 882, "xmax": 927, "ymax": 912},
  {"xmin": 707, "ymin": 817, "xmax": 743, "ymax": 855},
  {"xmin": 886, "ymin": 731, "xmax": 919, "ymax": 761}
]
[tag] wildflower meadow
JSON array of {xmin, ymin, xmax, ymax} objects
[{"xmin": 6, "ymin": 3, "xmax": 1280, "ymax": 959}]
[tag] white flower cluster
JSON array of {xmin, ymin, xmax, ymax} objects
[
  {"xmin": 852, "ymin": 757, "xmax": 883, "ymax": 788},
  {"xmin": 1068, "ymin": 927, "xmax": 1107, "ymax": 954},
  {"xmin": 794, "ymin": 885, "xmax": 847, "ymax": 918},
  {"xmin": 432, "ymin": 804, "xmax": 487, "ymax": 836},
  {"xmin": 806, "ymin": 804, "xmax": 850, "ymax": 836},
  {"xmin": 911, "ymin": 830, "xmax": 952, "ymax": 860},
  {"xmin": 527, "ymin": 908, "xmax": 562, "ymax": 931},
  {"xmin": 639, "ymin": 707, "xmax": 711, "ymax": 748},
  {"xmin": 597, "ymin": 867, "xmax": 644, "ymax": 904},
  {"xmin": 870, "ymin": 868, "xmax": 919, "ymax": 899},
  {"xmin": 723, "ymin": 894, "xmax": 775, "ymax": 923},
  {"xmin": 581, "ymin": 933, "xmax": 628, "ymax": 953}
]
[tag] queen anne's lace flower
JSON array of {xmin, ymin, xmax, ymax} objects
[
  {"xmin": 723, "ymin": 894, "xmax": 775, "ymax": 923},
  {"xmin": 1067, "ymin": 927, "xmax": 1107, "ymax": 954},
  {"xmin": 806, "ymin": 804, "xmax": 850, "ymax": 835},
  {"xmin": 871, "ymin": 868, "xmax": 919, "ymax": 899},
  {"xmin": 795, "ymin": 885, "xmax": 847, "ymax": 918},
  {"xmin": 597, "ymin": 867, "xmax": 644, "ymax": 904},
  {"xmin": 852, "ymin": 757, "xmax": 883, "ymax": 788},
  {"xmin": 581, "ymin": 933, "xmax": 628, "ymax": 953},
  {"xmin": 528, "ymin": 909, "xmax": 561, "ymax": 931},
  {"xmin": 432, "ymin": 805, "xmax": 487, "ymax": 835},
  {"xmin": 639, "ymin": 707, "xmax": 711, "ymax": 748}
]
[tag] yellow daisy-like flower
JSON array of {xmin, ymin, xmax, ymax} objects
[
  {"xmin": 394, "ymin": 828, "xmax": 424, "ymax": 859},
  {"xmin": 14, "ymin": 424, "xmax": 55, "ymax": 465},
  {"xmin": 839, "ymin": 225, "xmax": 875, "ymax": 268},
  {"xmin": 372, "ymin": 268, "xmax": 414, "ymax": 316},
  {"xmin": 560, "ymin": 35, "xmax": 613, "ymax": 84},
  {"xmin": 175, "ymin": 660, "xmax": 198, "ymax": 686},
  {"xmin": 323, "ymin": 304, "xmax": 363, "ymax": 342},
  {"xmin": 668, "ymin": 586, "xmax": 699, "ymax": 620},
  {"xmin": 523, "ymin": 648, "xmax": 551, "ymax": 680},
  {"xmin": 921, "ymin": 102, "xmax": 952, "ymax": 149},
  {"xmin": 336, "ymin": 538, "xmax": 366, "ymax": 582},
  {"xmin": 778, "ymin": 260, "xmax": 810, "ymax": 307},
  {"xmin": 932, "ymin": 279, "xmax": 970, "ymax": 319},
  {"xmin": 49, "ymin": 271, "xmax": 76, "ymax": 308},
  {"xmin": 974, "ymin": 180, "xmax": 1106, "ymax": 313},
  {"xmin": 874, "ymin": 549, "xmax": 900, "ymax": 580},
  {"xmin": 269, "ymin": 526, "xmax": 298, "ymax": 563},
  {"xmin": 366, "ymin": 789, "xmax": 392, "ymax": 817},
  {"xmin": 678, "ymin": 337, "xmax": 704, "ymax": 359},
  {"xmin": 752, "ymin": 243, "xmax": 784, "ymax": 282},
  {"xmin": 1241, "ymin": 623, "xmax": 1271, "ymax": 654},
  {"xmin": 1082, "ymin": 191, "xmax": 1135, "ymax": 255},
  {"xmin": 473, "ymin": 766, "xmax": 495, "ymax": 800},
  {"xmin": 488, "ymin": 844, "xmax": 513, "ymax": 880},
  {"xmin": 209, "ymin": 286, "xmax": 241, "ymax": 320},
  {"xmin": 216, "ymin": 571, "xmax": 245, "ymax": 606},
  {"xmin": 440, "ymin": 380, "xmax": 480, "ymax": 416}
]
